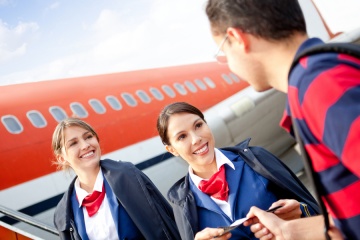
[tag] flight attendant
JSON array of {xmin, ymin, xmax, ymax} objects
[
  {"xmin": 156, "ymin": 102, "xmax": 319, "ymax": 240},
  {"xmin": 52, "ymin": 118, "xmax": 180, "ymax": 240}
]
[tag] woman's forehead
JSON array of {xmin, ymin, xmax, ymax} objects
[
  {"xmin": 168, "ymin": 113, "xmax": 201, "ymax": 132},
  {"xmin": 63, "ymin": 126, "xmax": 88, "ymax": 139}
]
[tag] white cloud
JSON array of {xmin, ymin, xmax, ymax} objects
[
  {"xmin": 2, "ymin": 0, "xmax": 360, "ymax": 86},
  {"xmin": 0, "ymin": 42, "xmax": 26, "ymax": 63},
  {"xmin": 0, "ymin": 0, "xmax": 215, "ymax": 85},
  {"xmin": 48, "ymin": 2, "xmax": 60, "ymax": 10},
  {"xmin": 0, "ymin": 0, "xmax": 10, "ymax": 6},
  {"xmin": 0, "ymin": 20, "xmax": 39, "ymax": 63},
  {"xmin": 93, "ymin": 9, "xmax": 121, "ymax": 34}
]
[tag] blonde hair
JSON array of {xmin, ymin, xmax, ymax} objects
[{"xmin": 51, "ymin": 118, "xmax": 99, "ymax": 171}]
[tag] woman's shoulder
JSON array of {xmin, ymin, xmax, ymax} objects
[
  {"xmin": 54, "ymin": 181, "xmax": 75, "ymax": 230},
  {"xmin": 167, "ymin": 175, "xmax": 190, "ymax": 204},
  {"xmin": 220, "ymin": 138, "xmax": 252, "ymax": 152},
  {"xmin": 100, "ymin": 159, "xmax": 136, "ymax": 170}
]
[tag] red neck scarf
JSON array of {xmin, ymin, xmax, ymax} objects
[
  {"xmin": 198, "ymin": 165, "xmax": 229, "ymax": 201},
  {"xmin": 81, "ymin": 184, "xmax": 106, "ymax": 217}
]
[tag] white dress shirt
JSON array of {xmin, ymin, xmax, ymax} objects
[
  {"xmin": 189, "ymin": 148, "xmax": 235, "ymax": 219},
  {"xmin": 75, "ymin": 169, "xmax": 118, "ymax": 240}
]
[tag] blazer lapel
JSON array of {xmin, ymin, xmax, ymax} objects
[
  {"xmin": 221, "ymin": 150, "xmax": 245, "ymax": 218},
  {"xmin": 103, "ymin": 178, "xmax": 121, "ymax": 239},
  {"xmin": 189, "ymin": 176, "xmax": 224, "ymax": 216},
  {"xmin": 71, "ymin": 190, "xmax": 89, "ymax": 240}
]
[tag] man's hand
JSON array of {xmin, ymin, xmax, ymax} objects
[{"xmin": 244, "ymin": 206, "xmax": 287, "ymax": 240}]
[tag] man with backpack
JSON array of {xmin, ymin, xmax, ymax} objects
[{"xmin": 205, "ymin": 0, "xmax": 360, "ymax": 239}]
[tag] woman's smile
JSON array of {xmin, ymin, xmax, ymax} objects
[{"xmin": 193, "ymin": 143, "xmax": 209, "ymax": 155}]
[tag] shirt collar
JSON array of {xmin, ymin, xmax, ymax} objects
[
  {"xmin": 75, "ymin": 168, "xmax": 104, "ymax": 207},
  {"xmin": 189, "ymin": 148, "xmax": 235, "ymax": 187},
  {"xmin": 295, "ymin": 37, "xmax": 324, "ymax": 58}
]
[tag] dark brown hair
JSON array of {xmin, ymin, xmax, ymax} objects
[
  {"xmin": 206, "ymin": 0, "xmax": 306, "ymax": 40},
  {"xmin": 157, "ymin": 102, "xmax": 206, "ymax": 145}
]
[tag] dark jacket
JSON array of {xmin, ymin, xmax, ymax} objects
[
  {"xmin": 54, "ymin": 159, "xmax": 181, "ymax": 240},
  {"xmin": 167, "ymin": 138, "xmax": 320, "ymax": 240}
]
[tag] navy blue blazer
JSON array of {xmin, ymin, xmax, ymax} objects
[
  {"xmin": 54, "ymin": 160, "xmax": 181, "ymax": 240},
  {"xmin": 167, "ymin": 138, "xmax": 320, "ymax": 240},
  {"xmin": 70, "ymin": 176, "xmax": 143, "ymax": 240}
]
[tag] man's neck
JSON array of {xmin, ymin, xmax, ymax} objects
[{"xmin": 262, "ymin": 33, "xmax": 308, "ymax": 93}]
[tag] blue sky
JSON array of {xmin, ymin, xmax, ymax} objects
[{"xmin": 0, "ymin": 0, "xmax": 359, "ymax": 85}]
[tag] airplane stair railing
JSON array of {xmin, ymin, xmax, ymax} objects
[{"xmin": 0, "ymin": 204, "xmax": 59, "ymax": 238}]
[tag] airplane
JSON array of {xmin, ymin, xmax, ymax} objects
[
  {"xmin": 0, "ymin": 60, "xmax": 295, "ymax": 239},
  {"xmin": 1, "ymin": 0, "xmax": 358, "ymax": 239}
]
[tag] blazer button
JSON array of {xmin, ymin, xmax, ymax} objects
[{"xmin": 244, "ymin": 149, "xmax": 248, "ymax": 152}]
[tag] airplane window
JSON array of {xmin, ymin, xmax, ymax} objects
[
  {"xmin": 121, "ymin": 93, "xmax": 137, "ymax": 107},
  {"xmin": 49, "ymin": 106, "xmax": 68, "ymax": 122},
  {"xmin": 194, "ymin": 79, "xmax": 207, "ymax": 90},
  {"xmin": 106, "ymin": 96, "xmax": 122, "ymax": 110},
  {"xmin": 184, "ymin": 81, "xmax": 197, "ymax": 93},
  {"xmin": 222, "ymin": 74, "xmax": 233, "ymax": 84},
  {"xmin": 89, "ymin": 99, "xmax": 106, "ymax": 114},
  {"xmin": 1, "ymin": 115, "xmax": 23, "ymax": 134},
  {"xmin": 70, "ymin": 102, "xmax": 88, "ymax": 118},
  {"xmin": 162, "ymin": 85, "xmax": 176, "ymax": 98},
  {"xmin": 27, "ymin": 111, "xmax": 47, "ymax": 128},
  {"xmin": 174, "ymin": 83, "xmax": 187, "ymax": 95},
  {"xmin": 149, "ymin": 87, "xmax": 164, "ymax": 100},
  {"xmin": 229, "ymin": 73, "xmax": 241, "ymax": 83},
  {"xmin": 204, "ymin": 77, "xmax": 216, "ymax": 88},
  {"xmin": 136, "ymin": 90, "xmax": 151, "ymax": 104}
]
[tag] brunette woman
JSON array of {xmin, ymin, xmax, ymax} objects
[{"xmin": 157, "ymin": 102, "xmax": 319, "ymax": 240}]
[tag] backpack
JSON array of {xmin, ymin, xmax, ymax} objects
[{"xmin": 290, "ymin": 42, "xmax": 360, "ymax": 72}]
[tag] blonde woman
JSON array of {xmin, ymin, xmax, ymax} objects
[{"xmin": 52, "ymin": 118, "xmax": 180, "ymax": 240}]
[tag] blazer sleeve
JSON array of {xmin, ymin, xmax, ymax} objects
[
  {"xmin": 137, "ymin": 168, "xmax": 181, "ymax": 240},
  {"xmin": 248, "ymin": 145, "xmax": 320, "ymax": 215},
  {"xmin": 223, "ymin": 140, "xmax": 320, "ymax": 215},
  {"xmin": 101, "ymin": 159, "xmax": 181, "ymax": 240},
  {"xmin": 167, "ymin": 178, "xmax": 199, "ymax": 240}
]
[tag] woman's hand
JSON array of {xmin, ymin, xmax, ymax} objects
[
  {"xmin": 268, "ymin": 199, "xmax": 302, "ymax": 220},
  {"xmin": 194, "ymin": 227, "xmax": 231, "ymax": 240}
]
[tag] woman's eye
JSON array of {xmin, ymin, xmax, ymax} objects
[
  {"xmin": 69, "ymin": 141, "xmax": 77, "ymax": 147},
  {"xmin": 195, "ymin": 122, "xmax": 203, "ymax": 128},
  {"xmin": 178, "ymin": 134, "xmax": 186, "ymax": 141},
  {"xmin": 86, "ymin": 134, "xmax": 93, "ymax": 139}
]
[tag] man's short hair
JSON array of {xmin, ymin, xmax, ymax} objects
[{"xmin": 206, "ymin": 0, "xmax": 307, "ymax": 40}]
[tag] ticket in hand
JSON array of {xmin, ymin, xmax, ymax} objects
[{"xmin": 217, "ymin": 206, "xmax": 282, "ymax": 237}]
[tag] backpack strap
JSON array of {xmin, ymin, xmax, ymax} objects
[
  {"xmin": 291, "ymin": 117, "xmax": 331, "ymax": 240},
  {"xmin": 290, "ymin": 42, "xmax": 360, "ymax": 73}
]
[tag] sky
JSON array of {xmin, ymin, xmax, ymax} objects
[{"xmin": 0, "ymin": 0, "xmax": 359, "ymax": 86}]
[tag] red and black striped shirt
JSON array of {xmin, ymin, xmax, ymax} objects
[{"xmin": 281, "ymin": 38, "xmax": 360, "ymax": 239}]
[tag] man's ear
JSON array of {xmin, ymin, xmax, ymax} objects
[
  {"xmin": 165, "ymin": 145, "xmax": 179, "ymax": 157},
  {"xmin": 227, "ymin": 27, "xmax": 250, "ymax": 52}
]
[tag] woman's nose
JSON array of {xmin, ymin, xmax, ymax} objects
[
  {"xmin": 192, "ymin": 133, "xmax": 202, "ymax": 145},
  {"xmin": 80, "ymin": 140, "xmax": 90, "ymax": 150}
]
